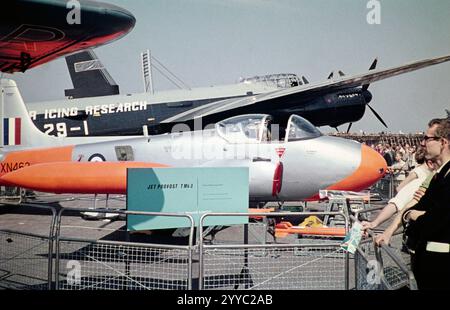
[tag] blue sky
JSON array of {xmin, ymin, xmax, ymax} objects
[{"xmin": 4, "ymin": 0, "xmax": 450, "ymax": 133}]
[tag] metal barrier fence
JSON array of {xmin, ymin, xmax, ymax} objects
[
  {"xmin": 0, "ymin": 204, "xmax": 56, "ymax": 289},
  {"xmin": 54, "ymin": 208, "xmax": 195, "ymax": 290},
  {"xmin": 372, "ymin": 174, "xmax": 402, "ymax": 200},
  {"xmin": 199, "ymin": 212, "xmax": 349, "ymax": 290},
  {"xmin": 1, "ymin": 204, "xmax": 418, "ymax": 290},
  {"xmin": 353, "ymin": 208, "xmax": 417, "ymax": 290},
  {"xmin": 355, "ymin": 235, "xmax": 417, "ymax": 290},
  {"xmin": 0, "ymin": 187, "xmax": 25, "ymax": 205}
]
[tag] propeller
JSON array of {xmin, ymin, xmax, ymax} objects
[
  {"xmin": 346, "ymin": 122, "xmax": 352, "ymax": 134},
  {"xmin": 362, "ymin": 58, "xmax": 378, "ymax": 91},
  {"xmin": 367, "ymin": 103, "xmax": 388, "ymax": 128},
  {"xmin": 361, "ymin": 57, "xmax": 388, "ymax": 129},
  {"xmin": 333, "ymin": 58, "xmax": 387, "ymax": 131}
]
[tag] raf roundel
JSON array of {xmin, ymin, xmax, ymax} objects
[{"xmin": 88, "ymin": 153, "xmax": 106, "ymax": 162}]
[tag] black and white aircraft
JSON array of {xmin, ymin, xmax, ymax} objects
[{"xmin": 25, "ymin": 52, "xmax": 450, "ymax": 137}]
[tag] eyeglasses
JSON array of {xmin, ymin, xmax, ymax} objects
[{"xmin": 422, "ymin": 135, "xmax": 441, "ymax": 142}]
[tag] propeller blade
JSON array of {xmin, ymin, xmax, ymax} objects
[
  {"xmin": 346, "ymin": 123, "xmax": 353, "ymax": 134},
  {"xmin": 369, "ymin": 58, "xmax": 378, "ymax": 71},
  {"xmin": 367, "ymin": 104, "xmax": 388, "ymax": 128},
  {"xmin": 362, "ymin": 58, "xmax": 378, "ymax": 91},
  {"xmin": 328, "ymin": 71, "xmax": 344, "ymax": 79}
]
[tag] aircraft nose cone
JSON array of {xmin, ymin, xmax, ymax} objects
[
  {"xmin": 363, "ymin": 90, "xmax": 373, "ymax": 103},
  {"xmin": 326, "ymin": 144, "xmax": 387, "ymax": 193},
  {"xmin": 357, "ymin": 144, "xmax": 387, "ymax": 190},
  {"xmin": 86, "ymin": 1, "xmax": 136, "ymax": 36},
  {"xmin": 107, "ymin": 7, "xmax": 136, "ymax": 32}
]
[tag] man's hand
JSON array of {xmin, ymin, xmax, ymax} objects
[
  {"xmin": 406, "ymin": 210, "xmax": 425, "ymax": 221},
  {"xmin": 413, "ymin": 189, "xmax": 426, "ymax": 202}
]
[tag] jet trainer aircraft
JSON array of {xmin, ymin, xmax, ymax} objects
[
  {"xmin": 0, "ymin": 78, "xmax": 387, "ymax": 201},
  {"xmin": 0, "ymin": 0, "xmax": 135, "ymax": 73},
  {"xmin": 26, "ymin": 53, "xmax": 450, "ymax": 137}
]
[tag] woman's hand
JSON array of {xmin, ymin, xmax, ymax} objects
[{"xmin": 375, "ymin": 231, "xmax": 393, "ymax": 246}]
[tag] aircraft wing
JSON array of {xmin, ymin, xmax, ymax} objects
[
  {"xmin": 162, "ymin": 54, "xmax": 450, "ymax": 123},
  {"xmin": 0, "ymin": 0, "xmax": 135, "ymax": 73}
]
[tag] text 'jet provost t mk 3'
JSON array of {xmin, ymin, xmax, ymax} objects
[
  {"xmin": 0, "ymin": 107, "xmax": 387, "ymax": 201},
  {"xmin": 0, "ymin": 0, "xmax": 135, "ymax": 73},
  {"xmin": 26, "ymin": 53, "xmax": 450, "ymax": 137}
]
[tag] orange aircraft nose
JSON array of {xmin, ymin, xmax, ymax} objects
[{"xmin": 327, "ymin": 144, "xmax": 387, "ymax": 192}]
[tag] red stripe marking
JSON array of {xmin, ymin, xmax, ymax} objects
[
  {"xmin": 272, "ymin": 162, "xmax": 283, "ymax": 196},
  {"xmin": 15, "ymin": 118, "xmax": 21, "ymax": 145}
]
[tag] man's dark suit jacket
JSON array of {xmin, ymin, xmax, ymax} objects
[{"xmin": 411, "ymin": 160, "xmax": 450, "ymax": 247}]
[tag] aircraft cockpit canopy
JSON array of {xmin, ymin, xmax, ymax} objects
[
  {"xmin": 285, "ymin": 115, "xmax": 322, "ymax": 142},
  {"xmin": 216, "ymin": 114, "xmax": 322, "ymax": 144},
  {"xmin": 216, "ymin": 114, "xmax": 272, "ymax": 143},
  {"xmin": 240, "ymin": 73, "xmax": 302, "ymax": 89}
]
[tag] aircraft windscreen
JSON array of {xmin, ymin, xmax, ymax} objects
[
  {"xmin": 216, "ymin": 114, "xmax": 270, "ymax": 143},
  {"xmin": 240, "ymin": 74, "xmax": 301, "ymax": 88},
  {"xmin": 285, "ymin": 115, "xmax": 322, "ymax": 142}
]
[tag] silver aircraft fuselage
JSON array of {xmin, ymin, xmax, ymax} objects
[
  {"xmin": 0, "ymin": 114, "xmax": 386, "ymax": 200},
  {"xmin": 67, "ymin": 115, "xmax": 386, "ymax": 200}
]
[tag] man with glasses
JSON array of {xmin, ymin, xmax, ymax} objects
[{"xmin": 403, "ymin": 117, "xmax": 450, "ymax": 289}]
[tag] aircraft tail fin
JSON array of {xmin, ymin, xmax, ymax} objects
[
  {"xmin": 64, "ymin": 49, "xmax": 120, "ymax": 99},
  {"xmin": 1, "ymin": 78, "xmax": 59, "ymax": 148}
]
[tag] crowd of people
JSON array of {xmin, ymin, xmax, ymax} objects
[
  {"xmin": 370, "ymin": 142, "xmax": 419, "ymax": 181},
  {"xmin": 330, "ymin": 132, "xmax": 423, "ymax": 181},
  {"xmin": 359, "ymin": 117, "xmax": 450, "ymax": 290}
]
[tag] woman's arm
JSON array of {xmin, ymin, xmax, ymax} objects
[
  {"xmin": 396, "ymin": 171, "xmax": 418, "ymax": 192},
  {"xmin": 374, "ymin": 198, "xmax": 418, "ymax": 245}
]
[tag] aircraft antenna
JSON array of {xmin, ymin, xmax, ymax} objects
[
  {"xmin": 141, "ymin": 50, "xmax": 191, "ymax": 92},
  {"xmin": 141, "ymin": 50, "xmax": 154, "ymax": 94}
]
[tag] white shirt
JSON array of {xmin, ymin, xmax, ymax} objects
[{"xmin": 389, "ymin": 164, "xmax": 432, "ymax": 211}]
